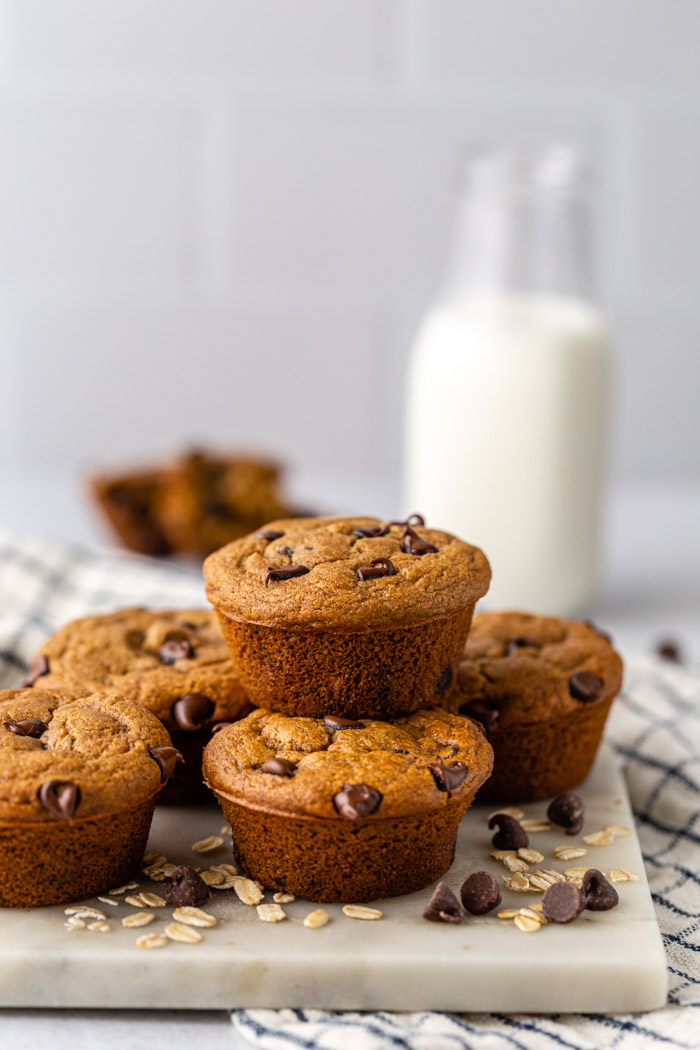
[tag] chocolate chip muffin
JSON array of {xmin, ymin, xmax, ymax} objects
[
  {"xmin": 0, "ymin": 688, "xmax": 177, "ymax": 906},
  {"xmin": 453, "ymin": 611, "xmax": 623, "ymax": 802},
  {"xmin": 25, "ymin": 608, "xmax": 251, "ymax": 805},
  {"xmin": 203, "ymin": 707, "xmax": 493, "ymax": 902},
  {"xmin": 91, "ymin": 467, "xmax": 172, "ymax": 556},
  {"xmin": 204, "ymin": 515, "xmax": 491, "ymax": 719}
]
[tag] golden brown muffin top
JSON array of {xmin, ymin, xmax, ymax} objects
[
  {"xmin": 204, "ymin": 515, "xmax": 491, "ymax": 630},
  {"xmin": 455, "ymin": 611, "xmax": 623, "ymax": 729},
  {"xmin": 203, "ymin": 707, "xmax": 493, "ymax": 820},
  {"xmin": 0, "ymin": 689, "xmax": 172, "ymax": 821},
  {"xmin": 30, "ymin": 608, "xmax": 250, "ymax": 732}
]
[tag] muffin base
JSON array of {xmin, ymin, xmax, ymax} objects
[
  {"xmin": 0, "ymin": 798, "xmax": 156, "ymax": 907},
  {"xmin": 475, "ymin": 696, "xmax": 615, "ymax": 803},
  {"xmin": 215, "ymin": 608, "xmax": 474, "ymax": 719},
  {"xmin": 217, "ymin": 795, "xmax": 472, "ymax": 903}
]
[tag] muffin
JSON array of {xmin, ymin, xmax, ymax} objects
[
  {"xmin": 24, "ymin": 608, "xmax": 251, "ymax": 805},
  {"xmin": 453, "ymin": 611, "xmax": 623, "ymax": 802},
  {"xmin": 203, "ymin": 707, "xmax": 493, "ymax": 902},
  {"xmin": 204, "ymin": 515, "xmax": 491, "ymax": 719},
  {"xmin": 0, "ymin": 688, "xmax": 177, "ymax": 906},
  {"xmin": 91, "ymin": 466, "xmax": 172, "ymax": 556}
]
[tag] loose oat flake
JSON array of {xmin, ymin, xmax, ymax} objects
[
  {"xmin": 553, "ymin": 846, "xmax": 588, "ymax": 861},
  {"xmin": 257, "ymin": 903, "xmax": 286, "ymax": 923},
  {"xmin": 172, "ymin": 906, "xmax": 218, "ymax": 928},
  {"xmin": 191, "ymin": 836, "xmax": 224, "ymax": 854},
  {"xmin": 122, "ymin": 912, "xmax": 155, "ymax": 928},
  {"xmin": 609, "ymin": 868, "xmax": 639, "ymax": 884},
  {"xmin": 514, "ymin": 913, "xmax": 542, "ymax": 933},
  {"xmin": 143, "ymin": 851, "xmax": 167, "ymax": 867},
  {"xmin": 303, "ymin": 909, "xmax": 329, "ymax": 928},
  {"xmin": 64, "ymin": 907, "xmax": 106, "ymax": 921},
  {"xmin": 603, "ymin": 825, "xmax": 631, "ymax": 837},
  {"xmin": 342, "ymin": 905, "xmax": 383, "ymax": 920},
  {"xmin": 518, "ymin": 848, "xmax": 545, "ymax": 864},
  {"xmin": 488, "ymin": 806, "xmax": 524, "ymax": 823},
  {"xmin": 563, "ymin": 868, "xmax": 588, "ymax": 885},
  {"xmin": 87, "ymin": 921, "xmax": 111, "ymax": 933},
  {"xmin": 201, "ymin": 869, "xmax": 225, "ymax": 887},
  {"xmin": 164, "ymin": 922, "xmax": 203, "ymax": 944},
  {"xmin": 136, "ymin": 933, "xmax": 169, "ymax": 950},
  {"xmin": 520, "ymin": 819, "xmax": 551, "ymax": 833},
  {"xmin": 109, "ymin": 881, "xmax": 138, "ymax": 895},
  {"xmin": 64, "ymin": 917, "xmax": 86, "ymax": 930},
  {"xmin": 273, "ymin": 892, "xmax": 295, "ymax": 904},
  {"xmin": 97, "ymin": 896, "xmax": 119, "ymax": 907},
  {"xmin": 583, "ymin": 829, "xmax": 615, "ymax": 846},
  {"xmin": 528, "ymin": 870, "xmax": 566, "ymax": 892},
  {"xmin": 232, "ymin": 878, "xmax": 265, "ymax": 906},
  {"xmin": 126, "ymin": 892, "xmax": 166, "ymax": 908}
]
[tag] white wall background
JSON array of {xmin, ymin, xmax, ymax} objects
[{"xmin": 0, "ymin": 0, "xmax": 698, "ymax": 496}]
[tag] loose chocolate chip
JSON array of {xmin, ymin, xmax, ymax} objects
[
  {"xmin": 356, "ymin": 557, "xmax": 397, "ymax": 581},
  {"xmin": 158, "ymin": 638, "xmax": 194, "ymax": 665},
  {"xmin": 547, "ymin": 792, "xmax": 585, "ymax": 835},
  {"xmin": 569, "ymin": 670, "xmax": 604, "ymax": 703},
  {"xmin": 402, "ymin": 525, "xmax": 438, "ymax": 556},
  {"xmin": 488, "ymin": 813, "xmax": 529, "ymax": 850},
  {"xmin": 210, "ymin": 721, "xmax": 234, "ymax": 734},
  {"xmin": 323, "ymin": 715, "xmax": 365, "ymax": 730},
  {"xmin": 435, "ymin": 664, "xmax": 454, "ymax": 695},
  {"xmin": 171, "ymin": 693, "xmax": 215, "ymax": 731},
  {"xmin": 581, "ymin": 868, "xmax": 619, "ymax": 911},
  {"xmin": 21, "ymin": 653, "xmax": 50, "ymax": 687},
  {"xmin": 505, "ymin": 636, "xmax": 538, "ymax": 655},
  {"xmin": 542, "ymin": 880, "xmax": 585, "ymax": 923},
  {"xmin": 3, "ymin": 719, "xmax": 47, "ymax": 738},
  {"xmin": 422, "ymin": 881, "xmax": 463, "ymax": 924},
  {"xmin": 264, "ymin": 564, "xmax": 310, "ymax": 585},
  {"xmin": 333, "ymin": 783, "xmax": 382, "ymax": 820},
  {"xmin": 428, "ymin": 757, "xmax": 469, "ymax": 792},
  {"xmin": 259, "ymin": 757, "xmax": 296, "ymax": 777},
  {"xmin": 256, "ymin": 529, "xmax": 284, "ymax": 541},
  {"xmin": 460, "ymin": 871, "xmax": 502, "ymax": 915},
  {"xmin": 38, "ymin": 779, "xmax": 80, "ymax": 822},
  {"xmin": 463, "ymin": 700, "xmax": 500, "ymax": 729},
  {"xmin": 149, "ymin": 745, "xmax": 184, "ymax": 784},
  {"xmin": 352, "ymin": 525, "xmax": 390, "ymax": 538},
  {"xmin": 655, "ymin": 639, "xmax": 682, "ymax": 663},
  {"xmin": 391, "ymin": 514, "xmax": 425, "ymax": 527},
  {"xmin": 584, "ymin": 619, "xmax": 613, "ymax": 643},
  {"xmin": 167, "ymin": 865, "xmax": 210, "ymax": 908}
]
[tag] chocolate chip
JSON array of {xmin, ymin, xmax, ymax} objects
[
  {"xmin": 256, "ymin": 529, "xmax": 284, "ymax": 541},
  {"xmin": 38, "ymin": 779, "xmax": 80, "ymax": 822},
  {"xmin": 333, "ymin": 783, "xmax": 382, "ymax": 820},
  {"xmin": 581, "ymin": 868, "xmax": 619, "ymax": 911},
  {"xmin": 428, "ymin": 757, "xmax": 469, "ymax": 792},
  {"xmin": 352, "ymin": 525, "xmax": 390, "ymax": 538},
  {"xmin": 259, "ymin": 757, "xmax": 296, "ymax": 777},
  {"xmin": 488, "ymin": 813, "xmax": 529, "ymax": 850},
  {"xmin": 569, "ymin": 670, "xmax": 604, "ymax": 703},
  {"xmin": 463, "ymin": 700, "xmax": 500, "ymax": 729},
  {"xmin": 158, "ymin": 638, "xmax": 194, "ymax": 665},
  {"xmin": 422, "ymin": 881, "xmax": 463, "ymax": 924},
  {"xmin": 166, "ymin": 866, "xmax": 210, "ymax": 908},
  {"xmin": 392, "ymin": 748, "xmax": 409, "ymax": 754},
  {"xmin": 21, "ymin": 653, "xmax": 50, "ymax": 687},
  {"xmin": 391, "ymin": 514, "xmax": 425, "ymax": 527},
  {"xmin": 436, "ymin": 664, "xmax": 453, "ymax": 695},
  {"xmin": 584, "ymin": 619, "xmax": 613, "ymax": 643},
  {"xmin": 460, "ymin": 871, "xmax": 502, "ymax": 915},
  {"xmin": 542, "ymin": 881, "xmax": 585, "ymax": 923},
  {"xmin": 264, "ymin": 564, "xmax": 310, "ymax": 585},
  {"xmin": 171, "ymin": 693, "xmax": 215, "ymax": 731},
  {"xmin": 276, "ymin": 545, "xmax": 294, "ymax": 559},
  {"xmin": 655, "ymin": 639, "xmax": 682, "ymax": 663},
  {"xmin": 547, "ymin": 792, "xmax": 585, "ymax": 835},
  {"xmin": 505, "ymin": 636, "xmax": 538, "ymax": 655},
  {"xmin": 323, "ymin": 715, "xmax": 365, "ymax": 730},
  {"xmin": 149, "ymin": 745, "xmax": 184, "ymax": 784},
  {"xmin": 210, "ymin": 721, "xmax": 234, "ymax": 734},
  {"xmin": 3, "ymin": 719, "xmax": 47, "ymax": 738},
  {"xmin": 402, "ymin": 525, "xmax": 438, "ymax": 556},
  {"xmin": 356, "ymin": 557, "xmax": 397, "ymax": 581}
]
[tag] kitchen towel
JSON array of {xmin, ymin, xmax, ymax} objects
[{"xmin": 1, "ymin": 529, "xmax": 698, "ymax": 1050}]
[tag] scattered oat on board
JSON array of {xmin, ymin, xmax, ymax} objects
[
  {"xmin": 65, "ymin": 907, "xmax": 106, "ymax": 921},
  {"xmin": 257, "ymin": 903, "xmax": 286, "ymax": 923},
  {"xmin": 201, "ymin": 869, "xmax": 225, "ymax": 887},
  {"xmin": 122, "ymin": 912, "xmax": 155, "ymax": 928},
  {"xmin": 109, "ymin": 881, "xmax": 138, "ymax": 895},
  {"xmin": 87, "ymin": 921, "xmax": 111, "ymax": 933},
  {"xmin": 563, "ymin": 868, "xmax": 588, "ymax": 885},
  {"xmin": 64, "ymin": 917, "xmax": 86, "ymax": 930},
  {"xmin": 273, "ymin": 892, "xmax": 295, "ymax": 904},
  {"xmin": 172, "ymin": 906, "xmax": 218, "ymax": 928},
  {"xmin": 604, "ymin": 825, "xmax": 631, "ymax": 837},
  {"xmin": 136, "ymin": 933, "xmax": 169, "ymax": 950},
  {"xmin": 220, "ymin": 824, "xmax": 232, "ymax": 836},
  {"xmin": 143, "ymin": 850, "xmax": 167, "ymax": 866},
  {"xmin": 520, "ymin": 819, "xmax": 552, "ymax": 833},
  {"xmin": 97, "ymin": 896, "xmax": 119, "ymax": 907},
  {"xmin": 553, "ymin": 845, "xmax": 588, "ymax": 861},
  {"xmin": 343, "ymin": 905, "xmax": 383, "ymax": 920},
  {"xmin": 488, "ymin": 806, "xmax": 524, "ymax": 822},
  {"xmin": 515, "ymin": 913, "xmax": 543, "ymax": 933},
  {"xmin": 304, "ymin": 909, "xmax": 329, "ymax": 928},
  {"xmin": 192, "ymin": 836, "xmax": 224, "ymax": 854},
  {"xmin": 518, "ymin": 848, "xmax": 544, "ymax": 864},
  {"xmin": 164, "ymin": 922, "xmax": 203, "ymax": 944},
  {"xmin": 233, "ymin": 878, "xmax": 264, "ymax": 906},
  {"xmin": 126, "ymin": 892, "xmax": 166, "ymax": 909},
  {"xmin": 501, "ymin": 871, "xmax": 532, "ymax": 892},
  {"xmin": 583, "ymin": 829, "xmax": 615, "ymax": 846},
  {"xmin": 609, "ymin": 868, "xmax": 639, "ymax": 883},
  {"xmin": 528, "ymin": 870, "xmax": 566, "ymax": 892}
]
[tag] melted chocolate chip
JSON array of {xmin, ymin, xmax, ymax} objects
[
  {"xmin": 422, "ymin": 881, "xmax": 463, "ymax": 924},
  {"xmin": 323, "ymin": 715, "xmax": 365, "ymax": 731},
  {"xmin": 356, "ymin": 557, "xmax": 397, "ymax": 582},
  {"xmin": 569, "ymin": 670, "xmax": 604, "ymax": 703},
  {"xmin": 21, "ymin": 653, "xmax": 50, "ymax": 687},
  {"xmin": 333, "ymin": 783, "xmax": 382, "ymax": 820},
  {"xmin": 166, "ymin": 865, "xmax": 210, "ymax": 908},
  {"xmin": 392, "ymin": 748, "xmax": 410, "ymax": 754},
  {"xmin": 436, "ymin": 664, "xmax": 453, "ymax": 695},
  {"xmin": 158, "ymin": 638, "xmax": 194, "ymax": 665},
  {"xmin": 3, "ymin": 719, "xmax": 47, "ymax": 738},
  {"xmin": 259, "ymin": 757, "xmax": 296, "ymax": 777},
  {"xmin": 149, "ymin": 745, "xmax": 184, "ymax": 784},
  {"xmin": 210, "ymin": 721, "xmax": 234, "ymax": 734},
  {"xmin": 171, "ymin": 693, "xmax": 215, "ymax": 731},
  {"xmin": 428, "ymin": 757, "xmax": 469, "ymax": 792},
  {"xmin": 505, "ymin": 636, "xmax": 538, "ymax": 655},
  {"xmin": 542, "ymin": 880, "xmax": 585, "ymax": 923},
  {"xmin": 256, "ymin": 529, "xmax": 285, "ymax": 541},
  {"xmin": 462, "ymin": 700, "xmax": 500, "ymax": 730},
  {"xmin": 488, "ymin": 813, "xmax": 529, "ymax": 850},
  {"xmin": 655, "ymin": 639, "xmax": 682, "ymax": 663},
  {"xmin": 391, "ymin": 514, "xmax": 425, "ymax": 527},
  {"xmin": 582, "ymin": 868, "xmax": 619, "ymax": 911},
  {"xmin": 352, "ymin": 525, "xmax": 390, "ymax": 538},
  {"xmin": 460, "ymin": 871, "xmax": 502, "ymax": 915},
  {"xmin": 264, "ymin": 564, "xmax": 310, "ymax": 585},
  {"xmin": 547, "ymin": 792, "xmax": 585, "ymax": 835},
  {"xmin": 38, "ymin": 779, "xmax": 80, "ymax": 822},
  {"xmin": 276, "ymin": 545, "xmax": 294, "ymax": 559},
  {"xmin": 402, "ymin": 525, "xmax": 438, "ymax": 556}
]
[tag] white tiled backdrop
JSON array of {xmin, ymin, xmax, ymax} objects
[{"xmin": 0, "ymin": 0, "xmax": 698, "ymax": 494}]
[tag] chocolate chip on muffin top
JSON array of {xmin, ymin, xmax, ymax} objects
[
  {"xmin": 204, "ymin": 515, "xmax": 491, "ymax": 630},
  {"xmin": 203, "ymin": 707, "xmax": 493, "ymax": 821}
]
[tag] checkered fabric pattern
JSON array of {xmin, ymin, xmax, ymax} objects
[{"xmin": 1, "ymin": 530, "xmax": 698, "ymax": 1049}]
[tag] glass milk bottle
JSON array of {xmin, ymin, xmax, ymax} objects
[{"xmin": 403, "ymin": 146, "xmax": 610, "ymax": 615}]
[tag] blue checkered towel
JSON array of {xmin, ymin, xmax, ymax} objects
[{"xmin": 1, "ymin": 530, "xmax": 698, "ymax": 1049}]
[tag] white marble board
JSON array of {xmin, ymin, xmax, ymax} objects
[{"xmin": 0, "ymin": 744, "xmax": 667, "ymax": 1014}]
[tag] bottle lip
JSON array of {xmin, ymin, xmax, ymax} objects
[{"xmin": 457, "ymin": 143, "xmax": 591, "ymax": 196}]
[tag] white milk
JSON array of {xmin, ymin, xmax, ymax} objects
[{"xmin": 403, "ymin": 292, "xmax": 610, "ymax": 615}]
